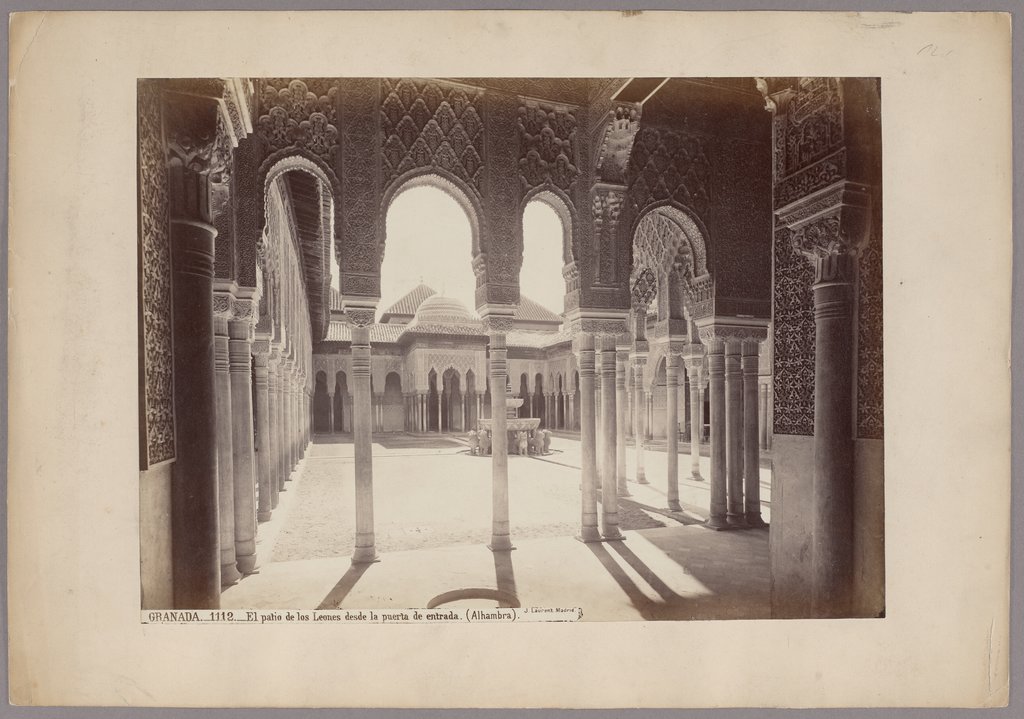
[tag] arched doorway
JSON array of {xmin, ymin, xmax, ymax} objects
[
  {"xmin": 441, "ymin": 368, "xmax": 463, "ymax": 432},
  {"xmin": 427, "ymin": 369, "xmax": 440, "ymax": 432},
  {"xmin": 518, "ymin": 374, "xmax": 530, "ymax": 418},
  {"xmin": 382, "ymin": 372, "xmax": 404, "ymax": 432},
  {"xmin": 465, "ymin": 370, "xmax": 478, "ymax": 429},
  {"xmin": 651, "ymin": 357, "xmax": 667, "ymax": 439},
  {"xmin": 334, "ymin": 371, "xmax": 348, "ymax": 433},
  {"xmin": 313, "ymin": 370, "xmax": 331, "ymax": 433},
  {"xmin": 534, "ymin": 373, "xmax": 545, "ymax": 427}
]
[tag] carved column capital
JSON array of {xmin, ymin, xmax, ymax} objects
[
  {"xmin": 212, "ymin": 290, "xmax": 235, "ymax": 320},
  {"xmin": 345, "ymin": 308, "xmax": 376, "ymax": 328},
  {"xmin": 776, "ymin": 180, "xmax": 872, "ymax": 285}
]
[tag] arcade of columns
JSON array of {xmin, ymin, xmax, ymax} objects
[{"xmin": 140, "ymin": 77, "xmax": 880, "ymax": 617}]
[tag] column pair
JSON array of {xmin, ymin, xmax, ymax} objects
[
  {"xmin": 682, "ymin": 345, "xmax": 706, "ymax": 483},
  {"xmin": 577, "ymin": 334, "xmax": 622, "ymax": 542},
  {"xmin": 702, "ymin": 333, "xmax": 765, "ymax": 530}
]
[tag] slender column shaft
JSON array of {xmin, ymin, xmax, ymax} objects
[
  {"xmin": 351, "ymin": 326, "xmax": 377, "ymax": 563},
  {"xmin": 229, "ymin": 317, "xmax": 258, "ymax": 574},
  {"xmin": 706, "ymin": 339, "xmax": 728, "ymax": 529},
  {"xmin": 666, "ymin": 353, "xmax": 681, "ymax": 512},
  {"xmin": 488, "ymin": 333, "xmax": 513, "ymax": 551},
  {"xmin": 599, "ymin": 340, "xmax": 622, "ymax": 539},
  {"xmin": 633, "ymin": 357, "xmax": 648, "ymax": 483},
  {"xmin": 759, "ymin": 383, "xmax": 769, "ymax": 450},
  {"xmin": 615, "ymin": 350, "xmax": 629, "ymax": 497},
  {"xmin": 213, "ymin": 313, "xmax": 239, "ymax": 585},
  {"xmin": 169, "ymin": 220, "xmax": 220, "ymax": 608},
  {"xmin": 268, "ymin": 356, "xmax": 281, "ymax": 507},
  {"xmin": 254, "ymin": 351, "xmax": 273, "ymax": 522},
  {"xmin": 577, "ymin": 334, "xmax": 600, "ymax": 541},
  {"xmin": 743, "ymin": 341, "xmax": 766, "ymax": 528},
  {"xmin": 685, "ymin": 355, "xmax": 705, "ymax": 481},
  {"xmin": 725, "ymin": 340, "xmax": 747, "ymax": 527},
  {"xmin": 811, "ymin": 273, "xmax": 855, "ymax": 617}
]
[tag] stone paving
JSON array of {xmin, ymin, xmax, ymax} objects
[{"xmin": 224, "ymin": 432, "xmax": 772, "ymax": 619}]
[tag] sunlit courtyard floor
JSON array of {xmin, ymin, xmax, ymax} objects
[{"xmin": 222, "ymin": 432, "xmax": 772, "ymax": 620}]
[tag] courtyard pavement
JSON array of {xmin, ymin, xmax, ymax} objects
[{"xmin": 222, "ymin": 433, "xmax": 772, "ymax": 620}]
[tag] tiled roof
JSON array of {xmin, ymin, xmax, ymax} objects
[
  {"xmin": 325, "ymin": 322, "xmax": 406, "ymax": 344},
  {"xmin": 514, "ymin": 295, "xmax": 562, "ymax": 324},
  {"xmin": 381, "ymin": 283, "xmax": 436, "ymax": 320}
]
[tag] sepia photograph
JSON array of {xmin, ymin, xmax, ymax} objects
[
  {"xmin": 8, "ymin": 10, "xmax": 1011, "ymax": 709},
  {"xmin": 138, "ymin": 75, "xmax": 883, "ymax": 621}
]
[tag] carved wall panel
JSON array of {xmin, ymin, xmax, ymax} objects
[
  {"xmin": 138, "ymin": 81, "xmax": 176, "ymax": 467},
  {"xmin": 595, "ymin": 105, "xmax": 640, "ymax": 185},
  {"xmin": 480, "ymin": 90, "xmax": 522, "ymax": 305},
  {"xmin": 256, "ymin": 79, "xmax": 340, "ymax": 163},
  {"xmin": 380, "ymin": 79, "xmax": 485, "ymax": 196},
  {"xmin": 627, "ymin": 126, "xmax": 711, "ymax": 220},
  {"xmin": 517, "ymin": 101, "xmax": 580, "ymax": 193},
  {"xmin": 857, "ymin": 220, "xmax": 883, "ymax": 439},
  {"xmin": 338, "ymin": 78, "xmax": 383, "ymax": 298},
  {"xmin": 772, "ymin": 227, "xmax": 815, "ymax": 436}
]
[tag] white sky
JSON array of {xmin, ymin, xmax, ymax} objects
[{"xmin": 376, "ymin": 186, "xmax": 565, "ymax": 317}]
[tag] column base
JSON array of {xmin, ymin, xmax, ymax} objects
[
  {"xmin": 576, "ymin": 526, "xmax": 603, "ymax": 543},
  {"xmin": 727, "ymin": 513, "xmax": 749, "ymax": 529},
  {"xmin": 257, "ymin": 511, "xmax": 272, "ymax": 522},
  {"xmin": 487, "ymin": 537, "xmax": 516, "ymax": 552},
  {"xmin": 668, "ymin": 499, "xmax": 683, "ymax": 512},
  {"xmin": 600, "ymin": 528, "xmax": 625, "ymax": 541},
  {"xmin": 704, "ymin": 515, "xmax": 731, "ymax": 531},
  {"xmin": 617, "ymin": 485, "xmax": 632, "ymax": 498},
  {"xmin": 636, "ymin": 471, "xmax": 649, "ymax": 485},
  {"xmin": 221, "ymin": 564, "xmax": 241, "ymax": 587},
  {"xmin": 236, "ymin": 554, "xmax": 258, "ymax": 575},
  {"xmin": 351, "ymin": 546, "xmax": 380, "ymax": 564},
  {"xmin": 691, "ymin": 471, "xmax": 705, "ymax": 482},
  {"xmin": 745, "ymin": 512, "xmax": 768, "ymax": 528}
]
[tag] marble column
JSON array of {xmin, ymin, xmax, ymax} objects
[
  {"xmin": 811, "ymin": 256, "xmax": 856, "ymax": 616},
  {"xmin": 567, "ymin": 392, "xmax": 575, "ymax": 432},
  {"xmin": 351, "ymin": 325, "xmax": 377, "ymax": 564},
  {"xmin": 632, "ymin": 356, "xmax": 648, "ymax": 484},
  {"xmin": 488, "ymin": 333, "xmax": 513, "ymax": 551},
  {"xmin": 577, "ymin": 333, "xmax": 600, "ymax": 542},
  {"xmin": 229, "ymin": 308, "xmax": 258, "ymax": 574},
  {"xmin": 267, "ymin": 351, "xmax": 282, "ymax": 507},
  {"xmin": 725, "ymin": 339, "xmax": 746, "ymax": 528},
  {"xmin": 706, "ymin": 338, "xmax": 728, "ymax": 529},
  {"xmin": 666, "ymin": 353, "xmax": 682, "ymax": 512},
  {"xmin": 169, "ymin": 218, "xmax": 220, "ymax": 608},
  {"xmin": 615, "ymin": 349, "xmax": 630, "ymax": 497},
  {"xmin": 253, "ymin": 344, "xmax": 273, "ymax": 523},
  {"xmin": 684, "ymin": 347, "xmax": 705, "ymax": 482},
  {"xmin": 212, "ymin": 301, "xmax": 239, "ymax": 586},
  {"xmin": 759, "ymin": 382, "xmax": 769, "ymax": 451},
  {"xmin": 599, "ymin": 338, "xmax": 622, "ymax": 539},
  {"xmin": 743, "ymin": 340, "xmax": 766, "ymax": 528}
]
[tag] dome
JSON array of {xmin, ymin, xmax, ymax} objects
[{"xmin": 411, "ymin": 294, "xmax": 477, "ymax": 326}]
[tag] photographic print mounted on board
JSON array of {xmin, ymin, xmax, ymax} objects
[{"xmin": 137, "ymin": 76, "xmax": 883, "ymax": 623}]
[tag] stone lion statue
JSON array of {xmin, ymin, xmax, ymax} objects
[
  {"xmin": 467, "ymin": 429, "xmax": 479, "ymax": 455},
  {"xmin": 516, "ymin": 431, "xmax": 529, "ymax": 456},
  {"xmin": 479, "ymin": 430, "xmax": 491, "ymax": 456},
  {"xmin": 541, "ymin": 429, "xmax": 552, "ymax": 454}
]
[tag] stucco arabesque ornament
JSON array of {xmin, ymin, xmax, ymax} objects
[{"xmin": 776, "ymin": 180, "xmax": 872, "ymax": 285}]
